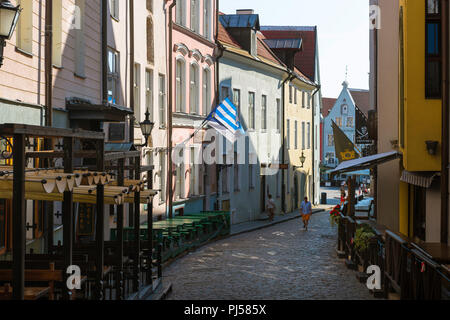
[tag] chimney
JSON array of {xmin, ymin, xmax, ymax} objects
[{"xmin": 236, "ymin": 9, "xmax": 254, "ymax": 15}]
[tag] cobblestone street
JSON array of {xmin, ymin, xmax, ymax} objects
[{"xmin": 164, "ymin": 210, "xmax": 376, "ymax": 300}]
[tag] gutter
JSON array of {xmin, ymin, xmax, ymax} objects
[{"xmin": 167, "ymin": 0, "xmax": 176, "ymax": 218}]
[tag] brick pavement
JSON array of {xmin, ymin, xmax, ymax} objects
[{"xmin": 163, "ymin": 210, "xmax": 377, "ymax": 300}]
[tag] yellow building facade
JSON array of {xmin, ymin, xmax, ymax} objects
[
  {"xmin": 284, "ymin": 73, "xmax": 316, "ymax": 212},
  {"xmin": 398, "ymin": 0, "xmax": 442, "ymax": 241}
]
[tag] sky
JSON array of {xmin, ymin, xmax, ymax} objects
[{"xmin": 219, "ymin": 0, "xmax": 370, "ymax": 98}]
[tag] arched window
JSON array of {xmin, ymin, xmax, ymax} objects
[
  {"xmin": 176, "ymin": 58, "xmax": 186, "ymax": 112},
  {"xmin": 190, "ymin": 63, "xmax": 199, "ymax": 114},
  {"xmin": 203, "ymin": 0, "xmax": 211, "ymax": 39},
  {"xmin": 202, "ymin": 68, "xmax": 211, "ymax": 115},
  {"xmin": 176, "ymin": 0, "xmax": 186, "ymax": 26}
]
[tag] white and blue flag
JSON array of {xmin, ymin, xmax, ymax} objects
[{"xmin": 206, "ymin": 98, "xmax": 246, "ymax": 143}]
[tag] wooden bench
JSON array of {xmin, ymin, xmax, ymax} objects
[{"xmin": 0, "ymin": 263, "xmax": 62, "ymax": 300}]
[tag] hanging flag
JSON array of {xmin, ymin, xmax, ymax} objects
[
  {"xmin": 331, "ymin": 120, "xmax": 361, "ymax": 163},
  {"xmin": 206, "ymin": 98, "xmax": 245, "ymax": 143}
]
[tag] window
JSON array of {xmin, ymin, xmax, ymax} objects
[
  {"xmin": 294, "ymin": 88, "xmax": 298, "ymax": 105},
  {"xmin": 425, "ymin": 0, "xmax": 442, "ymax": 98},
  {"xmin": 302, "ymin": 91, "xmax": 306, "ymax": 108},
  {"xmin": 287, "ymin": 119, "xmax": 290, "ymax": 149},
  {"xmin": 176, "ymin": 0, "xmax": 186, "ymax": 26},
  {"xmin": 347, "ymin": 117, "xmax": 354, "ymax": 128},
  {"xmin": 307, "ymin": 122, "xmax": 311, "ymax": 149},
  {"xmin": 52, "ymin": 0, "xmax": 63, "ymax": 67},
  {"xmin": 301, "ymin": 121, "xmax": 305, "ymax": 150},
  {"xmin": 341, "ymin": 104, "xmax": 348, "ymax": 115},
  {"xmin": 147, "ymin": 17, "xmax": 154, "ymax": 64},
  {"xmin": 175, "ymin": 149, "xmax": 185, "ymax": 199},
  {"xmin": 261, "ymin": 95, "xmax": 267, "ymax": 130},
  {"xmin": 159, "ymin": 74, "xmax": 166, "ymax": 126},
  {"xmin": 0, "ymin": 199, "xmax": 7, "ymax": 255},
  {"xmin": 145, "ymin": 69, "xmax": 153, "ymax": 121},
  {"xmin": 307, "ymin": 93, "xmax": 311, "ymax": 109},
  {"xmin": 203, "ymin": 0, "xmax": 211, "ymax": 39},
  {"xmin": 276, "ymin": 99, "xmax": 281, "ymax": 131},
  {"xmin": 190, "ymin": 63, "xmax": 199, "ymax": 114},
  {"xmin": 326, "ymin": 152, "xmax": 335, "ymax": 164},
  {"xmin": 335, "ymin": 117, "xmax": 342, "ymax": 127},
  {"xmin": 134, "ymin": 64, "xmax": 141, "ymax": 123},
  {"xmin": 234, "ymin": 152, "xmax": 239, "ymax": 192},
  {"xmin": 191, "ymin": 0, "xmax": 200, "ymax": 33},
  {"xmin": 107, "ymin": 49, "xmax": 119, "ymax": 104},
  {"xmin": 203, "ymin": 69, "xmax": 211, "ymax": 115},
  {"xmin": 110, "ymin": 0, "xmax": 119, "ymax": 19},
  {"xmin": 176, "ymin": 58, "xmax": 186, "ymax": 112},
  {"xmin": 294, "ymin": 121, "xmax": 298, "ymax": 149},
  {"xmin": 248, "ymin": 92, "xmax": 255, "ymax": 129},
  {"xmin": 233, "ymin": 89, "xmax": 241, "ymax": 116},
  {"xmin": 289, "ymin": 85, "xmax": 293, "ymax": 104},
  {"xmin": 16, "ymin": 0, "xmax": 33, "ymax": 54},
  {"xmin": 159, "ymin": 151, "xmax": 166, "ymax": 203},
  {"xmin": 74, "ymin": 0, "xmax": 86, "ymax": 77},
  {"xmin": 190, "ymin": 147, "xmax": 198, "ymax": 196},
  {"xmin": 328, "ymin": 134, "xmax": 334, "ymax": 147}
]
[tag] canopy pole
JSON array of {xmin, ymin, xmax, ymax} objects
[
  {"xmin": 62, "ymin": 137, "xmax": 74, "ymax": 300},
  {"xmin": 94, "ymin": 140, "xmax": 105, "ymax": 300},
  {"xmin": 12, "ymin": 134, "xmax": 25, "ymax": 300},
  {"xmin": 146, "ymin": 167, "xmax": 153, "ymax": 286},
  {"xmin": 116, "ymin": 158, "xmax": 125, "ymax": 300},
  {"xmin": 133, "ymin": 156, "xmax": 141, "ymax": 292}
]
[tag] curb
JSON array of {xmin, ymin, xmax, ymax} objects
[{"xmin": 230, "ymin": 209, "xmax": 326, "ymax": 237}]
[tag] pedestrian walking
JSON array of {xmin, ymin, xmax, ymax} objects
[
  {"xmin": 300, "ymin": 197, "xmax": 313, "ymax": 231},
  {"xmin": 266, "ymin": 194, "xmax": 276, "ymax": 222}
]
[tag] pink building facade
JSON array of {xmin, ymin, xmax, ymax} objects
[{"xmin": 168, "ymin": 0, "xmax": 218, "ymax": 214}]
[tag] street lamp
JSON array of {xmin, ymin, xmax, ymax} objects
[
  {"xmin": 135, "ymin": 108, "xmax": 154, "ymax": 148},
  {"xmin": 293, "ymin": 151, "xmax": 306, "ymax": 171},
  {"xmin": 0, "ymin": 0, "xmax": 21, "ymax": 67},
  {"xmin": 299, "ymin": 151, "xmax": 306, "ymax": 168}
]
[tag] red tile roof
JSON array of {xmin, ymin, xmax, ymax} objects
[
  {"xmin": 322, "ymin": 98, "xmax": 337, "ymax": 117},
  {"xmin": 217, "ymin": 18, "xmax": 242, "ymax": 48},
  {"xmin": 349, "ymin": 89, "xmax": 370, "ymax": 117},
  {"xmin": 261, "ymin": 27, "xmax": 317, "ymax": 82}
]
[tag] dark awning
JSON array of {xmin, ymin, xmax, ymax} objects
[
  {"xmin": 66, "ymin": 97, "xmax": 133, "ymax": 122},
  {"xmin": 400, "ymin": 170, "xmax": 438, "ymax": 188},
  {"xmin": 328, "ymin": 151, "xmax": 402, "ymax": 175}
]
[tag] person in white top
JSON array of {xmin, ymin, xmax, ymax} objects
[{"xmin": 266, "ymin": 194, "xmax": 276, "ymax": 222}]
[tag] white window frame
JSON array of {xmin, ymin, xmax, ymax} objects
[
  {"xmin": 261, "ymin": 95, "xmax": 267, "ymax": 130},
  {"xmin": 190, "ymin": 0, "xmax": 200, "ymax": 33},
  {"xmin": 202, "ymin": 68, "xmax": 211, "ymax": 115},
  {"xmin": 190, "ymin": 62, "xmax": 199, "ymax": 114},
  {"xmin": 248, "ymin": 92, "xmax": 255, "ymax": 130},
  {"xmin": 203, "ymin": 0, "xmax": 211, "ymax": 39},
  {"xmin": 159, "ymin": 74, "xmax": 166, "ymax": 126},
  {"xmin": 176, "ymin": 57, "xmax": 186, "ymax": 113}
]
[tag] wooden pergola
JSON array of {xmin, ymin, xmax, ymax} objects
[{"xmin": 0, "ymin": 124, "xmax": 157, "ymax": 300}]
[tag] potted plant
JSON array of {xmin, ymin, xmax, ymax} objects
[{"xmin": 329, "ymin": 205, "xmax": 341, "ymax": 227}]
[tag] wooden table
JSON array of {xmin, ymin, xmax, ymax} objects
[{"xmin": 411, "ymin": 242, "xmax": 450, "ymax": 264}]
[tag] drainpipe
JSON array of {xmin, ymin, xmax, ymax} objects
[
  {"xmin": 311, "ymin": 84, "xmax": 321, "ymax": 205},
  {"xmin": 214, "ymin": 0, "xmax": 223, "ymax": 211},
  {"xmin": 102, "ymin": 0, "xmax": 108, "ymax": 103},
  {"xmin": 44, "ymin": 0, "xmax": 52, "ymax": 127},
  {"xmin": 281, "ymin": 72, "xmax": 295, "ymax": 213},
  {"xmin": 129, "ymin": 0, "xmax": 135, "ymax": 143},
  {"xmin": 168, "ymin": 0, "xmax": 176, "ymax": 218},
  {"xmin": 441, "ymin": 0, "xmax": 449, "ymax": 244},
  {"xmin": 44, "ymin": 0, "xmax": 53, "ymax": 253}
]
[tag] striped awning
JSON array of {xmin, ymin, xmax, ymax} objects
[{"xmin": 400, "ymin": 170, "xmax": 438, "ymax": 188}]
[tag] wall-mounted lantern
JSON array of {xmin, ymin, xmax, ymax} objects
[
  {"xmin": 0, "ymin": 0, "xmax": 21, "ymax": 67},
  {"xmin": 425, "ymin": 140, "xmax": 439, "ymax": 156},
  {"xmin": 135, "ymin": 109, "xmax": 155, "ymax": 148}
]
